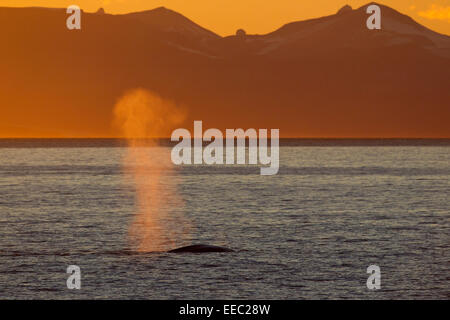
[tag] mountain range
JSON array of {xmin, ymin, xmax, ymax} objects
[{"xmin": 0, "ymin": 3, "xmax": 449, "ymax": 137}]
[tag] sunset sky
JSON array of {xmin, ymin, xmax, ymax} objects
[{"xmin": 2, "ymin": 0, "xmax": 450, "ymax": 35}]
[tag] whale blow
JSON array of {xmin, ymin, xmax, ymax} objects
[{"xmin": 168, "ymin": 244, "xmax": 233, "ymax": 253}]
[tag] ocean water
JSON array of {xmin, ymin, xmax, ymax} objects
[{"xmin": 0, "ymin": 140, "xmax": 448, "ymax": 299}]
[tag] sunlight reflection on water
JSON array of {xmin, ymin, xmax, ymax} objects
[{"xmin": 0, "ymin": 144, "xmax": 448, "ymax": 299}]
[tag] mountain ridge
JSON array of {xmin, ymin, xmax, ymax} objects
[
  {"xmin": 0, "ymin": 3, "xmax": 449, "ymax": 137},
  {"xmin": 2, "ymin": 3, "xmax": 449, "ymax": 38}
]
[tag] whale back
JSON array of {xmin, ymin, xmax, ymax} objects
[{"xmin": 168, "ymin": 244, "xmax": 233, "ymax": 253}]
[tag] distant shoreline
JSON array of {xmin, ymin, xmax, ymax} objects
[{"xmin": 0, "ymin": 138, "xmax": 449, "ymax": 148}]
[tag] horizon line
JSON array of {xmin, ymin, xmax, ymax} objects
[{"xmin": 0, "ymin": 137, "xmax": 449, "ymax": 140}]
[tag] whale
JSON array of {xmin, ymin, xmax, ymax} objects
[{"xmin": 168, "ymin": 244, "xmax": 233, "ymax": 253}]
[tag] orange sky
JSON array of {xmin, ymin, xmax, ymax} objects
[{"xmin": 1, "ymin": 0, "xmax": 449, "ymax": 35}]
